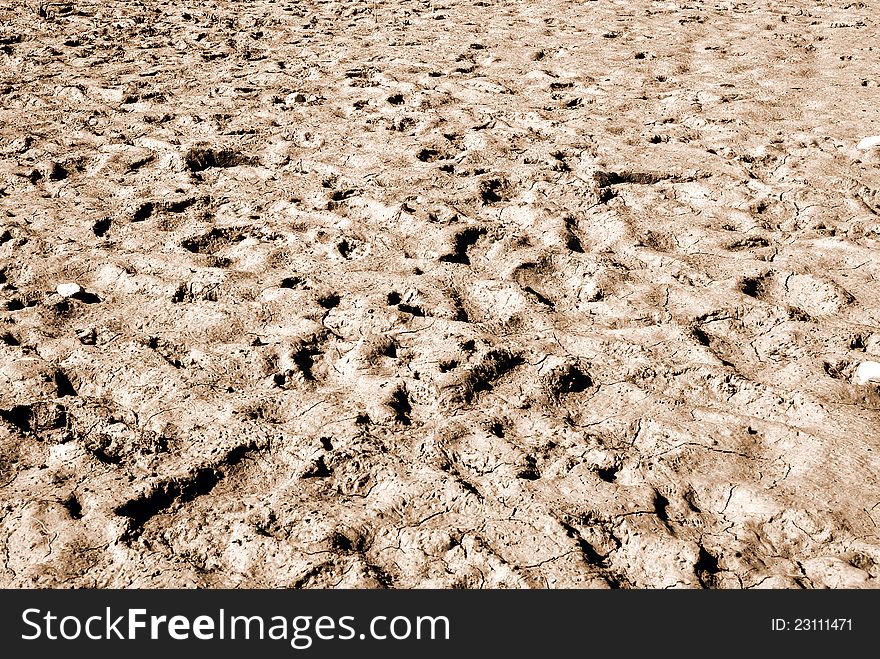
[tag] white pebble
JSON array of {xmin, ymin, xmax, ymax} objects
[
  {"xmin": 856, "ymin": 136, "xmax": 880, "ymax": 150},
  {"xmin": 56, "ymin": 282, "xmax": 81, "ymax": 298},
  {"xmin": 853, "ymin": 361, "xmax": 880, "ymax": 385}
]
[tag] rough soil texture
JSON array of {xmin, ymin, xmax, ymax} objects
[{"xmin": 1, "ymin": 0, "xmax": 880, "ymax": 589}]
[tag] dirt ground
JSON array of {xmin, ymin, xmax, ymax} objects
[{"xmin": 1, "ymin": 0, "xmax": 879, "ymax": 588}]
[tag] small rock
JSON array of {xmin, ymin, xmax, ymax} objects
[
  {"xmin": 853, "ymin": 361, "xmax": 880, "ymax": 385},
  {"xmin": 56, "ymin": 282, "xmax": 81, "ymax": 298},
  {"xmin": 856, "ymin": 136, "xmax": 880, "ymax": 150}
]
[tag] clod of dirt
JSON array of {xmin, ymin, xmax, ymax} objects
[
  {"xmin": 479, "ymin": 177, "xmax": 511, "ymax": 204},
  {"xmin": 0, "ymin": 402, "xmax": 66, "ymax": 433},
  {"xmin": 184, "ymin": 145, "xmax": 252, "ymax": 172}
]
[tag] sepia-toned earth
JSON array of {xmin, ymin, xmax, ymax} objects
[{"xmin": 1, "ymin": 0, "xmax": 879, "ymax": 588}]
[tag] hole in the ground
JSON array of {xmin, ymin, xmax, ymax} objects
[
  {"xmin": 654, "ymin": 492, "xmax": 670, "ymax": 522},
  {"xmin": 55, "ymin": 370, "xmax": 77, "ymax": 397},
  {"xmin": 596, "ymin": 465, "xmax": 618, "ymax": 483},
  {"xmin": 317, "ymin": 292, "xmax": 340, "ymax": 309},
  {"xmin": 62, "ymin": 494, "xmax": 83, "ymax": 520},
  {"xmin": 1, "ymin": 404, "xmax": 32, "ymax": 431},
  {"xmin": 93, "ymin": 218, "xmax": 111, "ymax": 237},
  {"xmin": 131, "ymin": 201, "xmax": 154, "ymax": 222}
]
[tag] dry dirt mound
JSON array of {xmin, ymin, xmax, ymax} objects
[{"xmin": 1, "ymin": 0, "xmax": 879, "ymax": 588}]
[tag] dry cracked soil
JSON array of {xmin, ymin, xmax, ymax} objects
[{"xmin": 1, "ymin": 0, "xmax": 880, "ymax": 589}]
